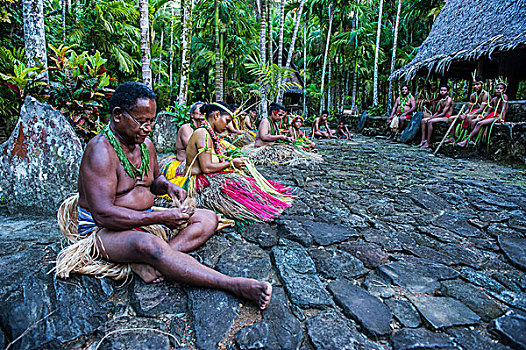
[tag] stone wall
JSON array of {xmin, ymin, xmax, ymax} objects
[{"xmin": 0, "ymin": 96, "xmax": 83, "ymax": 215}]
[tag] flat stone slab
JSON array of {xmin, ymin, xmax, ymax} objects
[
  {"xmin": 384, "ymin": 299, "xmax": 421, "ymax": 328},
  {"xmin": 306, "ymin": 309, "xmax": 359, "ymax": 350},
  {"xmin": 378, "ymin": 257, "xmax": 459, "ymax": 293},
  {"xmin": 261, "ymin": 287, "xmax": 303, "ymax": 350},
  {"xmin": 447, "ymin": 328, "xmax": 513, "ymax": 350},
  {"xmin": 338, "ymin": 242, "xmax": 388, "ymax": 269},
  {"xmin": 187, "ymin": 288, "xmax": 240, "ymax": 350},
  {"xmin": 240, "ymin": 222, "xmax": 278, "ymax": 248},
  {"xmin": 216, "ymin": 242, "xmax": 272, "ymax": 281},
  {"xmin": 131, "ymin": 280, "xmax": 187, "ymax": 317},
  {"xmin": 489, "ymin": 309, "xmax": 526, "ymax": 350},
  {"xmin": 301, "ymin": 220, "xmax": 360, "ymax": 246},
  {"xmin": 234, "ymin": 322, "xmax": 269, "ymax": 350},
  {"xmin": 499, "ymin": 236, "xmax": 526, "ymax": 270},
  {"xmin": 272, "ymin": 240, "xmax": 332, "ymax": 308},
  {"xmin": 391, "ymin": 328, "xmax": 456, "ymax": 350},
  {"xmin": 409, "ymin": 296, "xmax": 481, "ymax": 329},
  {"xmin": 432, "ymin": 211, "xmax": 482, "ymax": 237},
  {"xmin": 328, "ymin": 279, "xmax": 392, "ymax": 337},
  {"xmin": 308, "ymin": 247, "xmax": 367, "ymax": 279},
  {"xmin": 440, "ymin": 279, "xmax": 505, "ymax": 321}
]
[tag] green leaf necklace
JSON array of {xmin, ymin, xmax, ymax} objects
[{"xmin": 103, "ymin": 124, "xmax": 150, "ymax": 180}]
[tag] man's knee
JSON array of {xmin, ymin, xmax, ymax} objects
[
  {"xmin": 132, "ymin": 234, "xmax": 166, "ymax": 261},
  {"xmin": 190, "ymin": 209, "xmax": 218, "ymax": 232}
]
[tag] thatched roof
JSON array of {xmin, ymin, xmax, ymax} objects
[{"xmin": 390, "ymin": 0, "xmax": 526, "ymax": 81}]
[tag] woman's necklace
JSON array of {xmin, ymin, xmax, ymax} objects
[{"xmin": 201, "ymin": 119, "xmax": 225, "ymax": 156}]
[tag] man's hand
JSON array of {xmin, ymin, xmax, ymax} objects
[
  {"xmin": 387, "ymin": 116, "xmax": 393, "ymax": 123},
  {"xmin": 163, "ymin": 208, "xmax": 190, "ymax": 229},
  {"xmin": 167, "ymin": 184, "xmax": 186, "ymax": 202}
]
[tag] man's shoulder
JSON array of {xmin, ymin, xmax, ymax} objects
[{"xmin": 180, "ymin": 123, "xmax": 192, "ymax": 131}]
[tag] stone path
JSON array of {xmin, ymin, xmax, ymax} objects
[{"xmin": 1, "ymin": 135, "xmax": 525, "ymax": 349}]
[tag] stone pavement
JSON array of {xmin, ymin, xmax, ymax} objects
[{"xmin": 1, "ymin": 135, "xmax": 525, "ymax": 349}]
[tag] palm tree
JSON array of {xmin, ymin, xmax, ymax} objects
[
  {"xmin": 139, "ymin": 0, "xmax": 152, "ymax": 88},
  {"xmin": 387, "ymin": 0, "xmax": 402, "ymax": 113},
  {"xmin": 178, "ymin": 0, "xmax": 194, "ymax": 107},
  {"xmin": 259, "ymin": 0, "xmax": 268, "ymax": 116},
  {"xmin": 372, "ymin": 0, "xmax": 383, "ymax": 107},
  {"xmin": 277, "ymin": 0, "xmax": 285, "ymax": 68},
  {"xmin": 278, "ymin": 0, "xmax": 306, "ymax": 104},
  {"xmin": 319, "ymin": 3, "xmax": 333, "ymax": 114},
  {"xmin": 22, "ymin": 0, "xmax": 48, "ymax": 81},
  {"xmin": 214, "ymin": 0, "xmax": 224, "ymax": 101}
]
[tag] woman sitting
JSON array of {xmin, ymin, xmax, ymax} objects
[{"xmin": 184, "ymin": 102, "xmax": 293, "ymax": 223}]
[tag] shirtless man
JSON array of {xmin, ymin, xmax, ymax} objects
[
  {"xmin": 459, "ymin": 76, "xmax": 490, "ymax": 130},
  {"xmin": 255, "ymin": 102, "xmax": 292, "ymax": 146},
  {"xmin": 312, "ymin": 110, "xmax": 335, "ymax": 139},
  {"xmin": 288, "ymin": 115, "xmax": 315, "ymax": 148},
  {"xmin": 387, "ymin": 85, "xmax": 417, "ymax": 137},
  {"xmin": 419, "ymin": 85, "xmax": 454, "ymax": 148},
  {"xmin": 458, "ymin": 82, "xmax": 508, "ymax": 147},
  {"xmin": 175, "ymin": 101, "xmax": 204, "ymax": 162},
  {"xmin": 78, "ymin": 82, "xmax": 271, "ymax": 309}
]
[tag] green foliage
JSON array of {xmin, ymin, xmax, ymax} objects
[
  {"xmin": 366, "ymin": 104, "xmax": 385, "ymax": 116},
  {"xmin": 46, "ymin": 44, "xmax": 116, "ymax": 140},
  {"xmin": 165, "ymin": 102, "xmax": 190, "ymax": 128}
]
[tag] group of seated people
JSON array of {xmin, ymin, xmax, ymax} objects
[{"xmin": 387, "ymin": 76, "xmax": 509, "ymax": 148}]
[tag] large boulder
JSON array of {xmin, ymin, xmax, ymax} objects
[
  {"xmin": 151, "ymin": 111, "xmax": 178, "ymax": 153},
  {"xmin": 0, "ymin": 96, "xmax": 82, "ymax": 215}
]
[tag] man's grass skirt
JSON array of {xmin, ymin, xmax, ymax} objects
[{"xmin": 54, "ymin": 194, "xmax": 173, "ymax": 281}]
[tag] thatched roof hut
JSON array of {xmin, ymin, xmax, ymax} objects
[{"xmin": 390, "ymin": 0, "xmax": 526, "ymax": 98}]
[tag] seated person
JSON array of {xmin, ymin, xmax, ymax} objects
[
  {"xmin": 459, "ymin": 76, "xmax": 490, "ymax": 130},
  {"xmin": 458, "ymin": 82, "xmax": 508, "ymax": 147},
  {"xmin": 255, "ymin": 102, "xmax": 292, "ymax": 146},
  {"xmin": 55, "ymin": 82, "xmax": 272, "ymax": 309},
  {"xmin": 249, "ymin": 107, "xmax": 259, "ymax": 126},
  {"xmin": 288, "ymin": 115, "xmax": 315, "ymax": 149},
  {"xmin": 387, "ymin": 85, "xmax": 416, "ymax": 138},
  {"xmin": 419, "ymin": 84, "xmax": 454, "ymax": 148},
  {"xmin": 160, "ymin": 101, "xmax": 204, "ymax": 186},
  {"xmin": 336, "ymin": 119, "xmax": 353, "ymax": 140},
  {"xmin": 312, "ymin": 110, "xmax": 335, "ymax": 139},
  {"xmin": 185, "ymin": 102, "xmax": 293, "ymax": 222}
]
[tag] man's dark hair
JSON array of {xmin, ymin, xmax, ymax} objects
[
  {"xmin": 249, "ymin": 107, "xmax": 256, "ymax": 112},
  {"xmin": 475, "ymin": 75, "xmax": 485, "ymax": 83},
  {"xmin": 497, "ymin": 82, "xmax": 507, "ymax": 89},
  {"xmin": 269, "ymin": 102, "xmax": 285, "ymax": 114},
  {"xmin": 110, "ymin": 81, "xmax": 156, "ymax": 112},
  {"xmin": 321, "ymin": 110, "xmax": 329, "ymax": 116},
  {"xmin": 200, "ymin": 101, "xmax": 231, "ymax": 118},
  {"xmin": 189, "ymin": 101, "xmax": 205, "ymax": 116},
  {"xmin": 440, "ymin": 84, "xmax": 450, "ymax": 90}
]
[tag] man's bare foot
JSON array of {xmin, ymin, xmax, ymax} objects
[
  {"xmin": 131, "ymin": 263, "xmax": 164, "ymax": 283},
  {"xmin": 443, "ymin": 137, "xmax": 455, "ymax": 144},
  {"xmin": 233, "ymin": 278, "xmax": 272, "ymax": 310},
  {"xmin": 458, "ymin": 139, "xmax": 468, "ymax": 147}
]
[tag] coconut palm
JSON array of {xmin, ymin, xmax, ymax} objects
[
  {"xmin": 372, "ymin": 0, "xmax": 383, "ymax": 107},
  {"xmin": 178, "ymin": 0, "xmax": 194, "ymax": 106},
  {"xmin": 22, "ymin": 0, "xmax": 48, "ymax": 81},
  {"xmin": 139, "ymin": 0, "xmax": 152, "ymax": 88},
  {"xmin": 387, "ymin": 0, "xmax": 402, "ymax": 113}
]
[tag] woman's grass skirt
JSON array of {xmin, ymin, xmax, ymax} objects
[
  {"xmin": 243, "ymin": 143, "xmax": 323, "ymax": 166},
  {"xmin": 187, "ymin": 165, "xmax": 293, "ymax": 223}
]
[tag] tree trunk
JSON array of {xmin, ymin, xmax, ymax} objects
[
  {"xmin": 351, "ymin": 15, "xmax": 359, "ymax": 113},
  {"xmin": 155, "ymin": 25, "xmax": 164, "ymax": 86},
  {"xmin": 169, "ymin": 5, "xmax": 175, "ymax": 102},
  {"xmin": 387, "ymin": 0, "xmax": 402, "ymax": 113},
  {"xmin": 319, "ymin": 4, "xmax": 333, "ymax": 114},
  {"xmin": 278, "ymin": 0, "xmax": 306, "ymax": 104},
  {"xmin": 303, "ymin": 21, "xmax": 307, "ymax": 116},
  {"xmin": 372, "ymin": 0, "xmax": 384, "ymax": 107},
  {"xmin": 178, "ymin": 0, "xmax": 193, "ymax": 107},
  {"xmin": 327, "ymin": 57, "xmax": 332, "ymax": 110},
  {"xmin": 277, "ymin": 0, "xmax": 285, "ymax": 67},
  {"xmin": 61, "ymin": 0, "xmax": 66, "ymax": 44},
  {"xmin": 23, "ymin": 0, "xmax": 48, "ymax": 82},
  {"xmin": 259, "ymin": 0, "xmax": 268, "ymax": 116},
  {"xmin": 214, "ymin": 0, "xmax": 223, "ymax": 101},
  {"xmin": 268, "ymin": 3, "xmax": 273, "ymax": 65},
  {"xmin": 139, "ymin": 0, "xmax": 152, "ymax": 88}
]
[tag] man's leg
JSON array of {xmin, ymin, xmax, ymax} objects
[
  {"xmin": 96, "ymin": 229, "xmax": 272, "ymax": 309},
  {"xmin": 169, "ymin": 209, "xmax": 217, "ymax": 252},
  {"xmin": 420, "ymin": 118, "xmax": 430, "ymax": 145},
  {"xmin": 458, "ymin": 118, "xmax": 496, "ymax": 147},
  {"xmin": 425, "ymin": 117, "xmax": 449, "ymax": 148}
]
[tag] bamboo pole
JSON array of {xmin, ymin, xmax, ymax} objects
[{"xmin": 433, "ymin": 104, "xmax": 466, "ymax": 156}]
